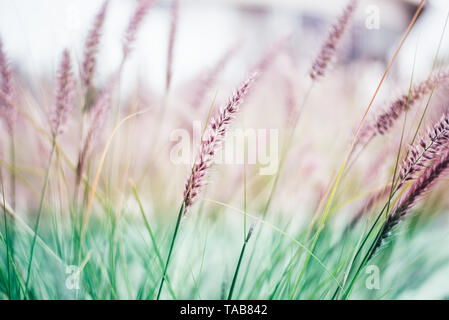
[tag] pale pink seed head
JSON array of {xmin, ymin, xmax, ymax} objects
[
  {"xmin": 123, "ymin": 0, "xmax": 156, "ymax": 58},
  {"xmin": 51, "ymin": 49, "xmax": 75, "ymax": 137},
  {"xmin": 373, "ymin": 150, "xmax": 449, "ymax": 255},
  {"xmin": 309, "ymin": 0, "xmax": 357, "ymax": 81},
  {"xmin": 182, "ymin": 73, "xmax": 256, "ymax": 213},
  {"xmin": 166, "ymin": 0, "xmax": 179, "ymax": 92},
  {"xmin": 82, "ymin": 0, "xmax": 109, "ymax": 89},
  {"xmin": 0, "ymin": 38, "xmax": 17, "ymax": 131}
]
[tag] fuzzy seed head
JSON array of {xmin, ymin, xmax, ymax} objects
[
  {"xmin": 123, "ymin": 0, "xmax": 156, "ymax": 58},
  {"xmin": 82, "ymin": 0, "xmax": 109, "ymax": 89},
  {"xmin": 373, "ymin": 150, "xmax": 449, "ymax": 257},
  {"xmin": 51, "ymin": 49, "xmax": 74, "ymax": 138},
  {"xmin": 309, "ymin": 0, "xmax": 357, "ymax": 81},
  {"xmin": 182, "ymin": 73, "xmax": 256, "ymax": 213},
  {"xmin": 0, "ymin": 38, "xmax": 17, "ymax": 130},
  {"xmin": 166, "ymin": 0, "xmax": 179, "ymax": 92},
  {"xmin": 397, "ymin": 113, "xmax": 449, "ymax": 190}
]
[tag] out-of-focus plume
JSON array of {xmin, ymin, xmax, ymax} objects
[
  {"xmin": 76, "ymin": 74, "xmax": 117, "ymax": 188},
  {"xmin": 183, "ymin": 73, "xmax": 256, "ymax": 214},
  {"xmin": 309, "ymin": 0, "xmax": 358, "ymax": 81},
  {"xmin": 81, "ymin": 0, "xmax": 109, "ymax": 90},
  {"xmin": 165, "ymin": 0, "xmax": 179, "ymax": 92},
  {"xmin": 50, "ymin": 49, "xmax": 75, "ymax": 138},
  {"xmin": 123, "ymin": 0, "xmax": 156, "ymax": 59},
  {"xmin": 0, "ymin": 38, "xmax": 17, "ymax": 132},
  {"xmin": 372, "ymin": 150, "xmax": 449, "ymax": 257}
]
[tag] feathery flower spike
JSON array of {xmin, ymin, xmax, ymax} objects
[
  {"xmin": 359, "ymin": 69, "xmax": 449, "ymax": 146},
  {"xmin": 81, "ymin": 0, "xmax": 109, "ymax": 89},
  {"xmin": 397, "ymin": 113, "xmax": 449, "ymax": 190},
  {"xmin": 376, "ymin": 69, "xmax": 449, "ymax": 136},
  {"xmin": 50, "ymin": 49, "xmax": 74, "ymax": 138},
  {"xmin": 76, "ymin": 74, "xmax": 116, "ymax": 187},
  {"xmin": 309, "ymin": 0, "xmax": 357, "ymax": 81},
  {"xmin": 183, "ymin": 73, "xmax": 257, "ymax": 213},
  {"xmin": 372, "ymin": 150, "xmax": 449, "ymax": 256},
  {"xmin": 123, "ymin": 0, "xmax": 156, "ymax": 58},
  {"xmin": 166, "ymin": 0, "xmax": 179, "ymax": 92},
  {"xmin": 0, "ymin": 38, "xmax": 16, "ymax": 131}
]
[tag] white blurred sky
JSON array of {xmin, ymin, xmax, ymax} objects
[{"xmin": 0, "ymin": 0, "xmax": 449, "ymax": 94}]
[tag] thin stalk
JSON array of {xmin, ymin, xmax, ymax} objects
[
  {"xmin": 346, "ymin": 7, "xmax": 446, "ymax": 172},
  {"xmin": 204, "ymin": 198, "xmax": 344, "ymax": 291},
  {"xmin": 430, "ymin": 11, "xmax": 449, "ymax": 72},
  {"xmin": 106, "ymin": 60, "xmax": 125, "ymax": 207},
  {"xmin": 338, "ymin": 130, "xmax": 406, "ymax": 299},
  {"xmin": 73, "ymin": 109, "xmax": 88, "ymax": 206},
  {"xmin": 335, "ymin": 106, "xmax": 412, "ymax": 299},
  {"xmin": 228, "ymin": 149, "xmax": 250, "ymax": 300},
  {"xmin": 82, "ymin": 108, "xmax": 151, "ymax": 239},
  {"xmin": 9, "ymin": 126, "xmax": 16, "ymax": 211},
  {"xmin": 156, "ymin": 93, "xmax": 218, "ymax": 299},
  {"xmin": 333, "ymin": 72, "xmax": 417, "ymax": 300},
  {"xmin": 131, "ymin": 183, "xmax": 177, "ymax": 299},
  {"xmin": 318, "ymin": 0, "xmax": 425, "ymax": 232},
  {"xmin": 0, "ymin": 226, "xmax": 26, "ymax": 299},
  {"xmin": 341, "ymin": 84, "xmax": 438, "ymax": 301},
  {"xmin": 156, "ymin": 202, "xmax": 184, "ymax": 300},
  {"xmin": 1, "ymin": 168, "xmax": 11, "ymax": 298},
  {"xmin": 24, "ymin": 139, "xmax": 56, "ymax": 293},
  {"xmin": 243, "ymin": 173, "xmax": 247, "ymax": 240},
  {"xmin": 227, "ymin": 227, "xmax": 253, "ymax": 300},
  {"xmin": 243, "ymin": 123, "xmax": 247, "ymax": 240},
  {"xmin": 341, "ymin": 225, "xmax": 385, "ymax": 299},
  {"xmin": 241, "ymin": 83, "xmax": 314, "ymax": 296},
  {"xmin": 8, "ymin": 126, "xmax": 17, "ymax": 296},
  {"xmin": 262, "ymin": 82, "xmax": 314, "ymax": 218},
  {"xmin": 293, "ymin": 1, "xmax": 425, "ymax": 298},
  {"xmin": 54, "ymin": 148, "xmax": 66, "ymax": 260}
]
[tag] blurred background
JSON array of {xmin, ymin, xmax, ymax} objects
[
  {"xmin": 2, "ymin": 0, "xmax": 449, "ymax": 300},
  {"xmin": 1, "ymin": 0, "xmax": 449, "ymax": 219},
  {"xmin": 0, "ymin": 0, "xmax": 448, "ymax": 95}
]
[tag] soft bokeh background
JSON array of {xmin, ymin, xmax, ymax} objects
[
  {"xmin": 1, "ymin": 0, "xmax": 449, "ymax": 300},
  {"xmin": 2, "ymin": 1, "xmax": 449, "ymax": 229},
  {"xmin": 0, "ymin": 0, "xmax": 448, "ymax": 93}
]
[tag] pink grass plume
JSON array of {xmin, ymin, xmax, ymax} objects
[
  {"xmin": 50, "ymin": 49, "xmax": 75, "ymax": 138},
  {"xmin": 0, "ymin": 38, "xmax": 17, "ymax": 132},
  {"xmin": 376, "ymin": 70, "xmax": 449, "ymax": 136},
  {"xmin": 372, "ymin": 149, "xmax": 449, "ymax": 256},
  {"xmin": 309, "ymin": 0, "xmax": 358, "ymax": 81},
  {"xmin": 81, "ymin": 0, "xmax": 109, "ymax": 89},
  {"xmin": 123, "ymin": 0, "xmax": 156, "ymax": 59},
  {"xmin": 397, "ymin": 113, "xmax": 449, "ymax": 190},
  {"xmin": 76, "ymin": 74, "xmax": 116, "ymax": 188},
  {"xmin": 166, "ymin": 0, "xmax": 179, "ymax": 92},
  {"xmin": 182, "ymin": 73, "xmax": 257, "ymax": 213},
  {"xmin": 359, "ymin": 69, "xmax": 449, "ymax": 146}
]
